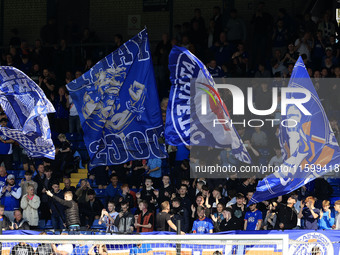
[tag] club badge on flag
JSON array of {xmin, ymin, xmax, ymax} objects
[
  {"xmin": 0, "ymin": 66, "xmax": 55, "ymax": 159},
  {"xmin": 165, "ymin": 46, "xmax": 251, "ymax": 164},
  {"xmin": 67, "ymin": 29, "xmax": 167, "ymax": 169},
  {"xmin": 250, "ymin": 57, "xmax": 340, "ymax": 204}
]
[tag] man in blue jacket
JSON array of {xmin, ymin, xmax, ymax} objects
[{"xmin": 0, "ymin": 174, "xmax": 21, "ymax": 221}]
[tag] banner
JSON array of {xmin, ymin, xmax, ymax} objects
[
  {"xmin": 0, "ymin": 66, "xmax": 55, "ymax": 159},
  {"xmin": 250, "ymin": 57, "xmax": 340, "ymax": 204},
  {"xmin": 67, "ymin": 29, "xmax": 167, "ymax": 169},
  {"xmin": 165, "ymin": 46, "xmax": 251, "ymax": 164}
]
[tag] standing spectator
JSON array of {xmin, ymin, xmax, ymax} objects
[
  {"xmin": 0, "ymin": 166, "xmax": 7, "ymax": 187},
  {"xmin": 230, "ymin": 193, "xmax": 246, "ymax": 230},
  {"xmin": 244, "ymin": 203, "xmax": 262, "ymax": 230},
  {"xmin": 318, "ymin": 12, "xmax": 335, "ymax": 41},
  {"xmin": 219, "ymin": 208, "xmax": 237, "ymax": 231},
  {"xmin": 38, "ymin": 68, "xmax": 55, "ymax": 100},
  {"xmin": 20, "ymin": 185, "xmax": 40, "ymax": 229},
  {"xmin": 0, "ymin": 118, "xmax": 14, "ymax": 170},
  {"xmin": 298, "ymin": 196, "xmax": 320, "ymax": 230},
  {"xmin": 333, "ymin": 200, "xmax": 340, "ymax": 229},
  {"xmin": 158, "ymin": 175, "xmax": 175, "ymax": 203},
  {"xmin": 9, "ymin": 210, "xmax": 29, "ymax": 230},
  {"xmin": 138, "ymin": 177, "xmax": 158, "ymax": 212},
  {"xmin": 272, "ymin": 19, "xmax": 288, "ymax": 56},
  {"xmin": 51, "ymin": 87, "xmax": 69, "ymax": 134},
  {"xmin": 146, "ymin": 158, "xmax": 162, "ymax": 189},
  {"xmin": 49, "ymin": 181, "xmax": 65, "ymax": 230},
  {"xmin": 263, "ymin": 201, "xmax": 278, "ymax": 230},
  {"xmin": 63, "ymin": 177, "xmax": 76, "ymax": 198},
  {"xmin": 210, "ymin": 32, "xmax": 233, "ymax": 67},
  {"xmin": 192, "ymin": 206, "xmax": 214, "ymax": 233},
  {"xmin": 156, "ymin": 201, "xmax": 182, "ymax": 233},
  {"xmin": 254, "ymin": 63, "xmax": 271, "ymax": 78},
  {"xmin": 282, "ymin": 43, "xmax": 299, "ymax": 67},
  {"xmin": 115, "ymin": 184, "xmax": 135, "ymax": 211},
  {"xmin": 211, "ymin": 203, "xmax": 225, "ymax": 229},
  {"xmin": 114, "ymin": 201, "xmax": 134, "ymax": 233},
  {"xmin": 99, "ymin": 201, "xmax": 119, "ymax": 233},
  {"xmin": 134, "ymin": 200, "xmax": 154, "ymax": 233},
  {"xmin": 171, "ymin": 197, "xmax": 190, "ymax": 233},
  {"xmin": 105, "ymin": 174, "xmax": 122, "ymax": 202},
  {"xmin": 46, "ymin": 190, "xmax": 80, "ymax": 230},
  {"xmin": 20, "ymin": 170, "xmax": 38, "ymax": 197},
  {"xmin": 295, "ymin": 32, "xmax": 313, "ymax": 62},
  {"xmin": 0, "ymin": 204, "xmax": 11, "ymax": 230},
  {"xmin": 84, "ymin": 189, "xmax": 104, "ymax": 227},
  {"xmin": 54, "ymin": 133, "xmax": 73, "ymax": 179},
  {"xmin": 191, "ymin": 8, "xmax": 205, "ymax": 33},
  {"xmin": 0, "ymin": 174, "xmax": 21, "ymax": 221},
  {"xmin": 268, "ymin": 147, "xmax": 283, "ymax": 167},
  {"xmin": 275, "ymin": 195, "xmax": 297, "ymax": 229},
  {"xmin": 176, "ymin": 184, "xmax": 192, "ymax": 213},
  {"xmin": 226, "ymin": 9, "xmax": 246, "ymax": 45},
  {"xmin": 319, "ymin": 200, "xmax": 335, "ymax": 230},
  {"xmin": 68, "ymin": 94, "xmax": 82, "ymax": 133},
  {"xmin": 207, "ymin": 60, "xmax": 224, "ymax": 78}
]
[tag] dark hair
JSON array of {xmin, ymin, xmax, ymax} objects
[
  {"xmin": 236, "ymin": 193, "xmax": 245, "ymax": 199},
  {"xmin": 172, "ymin": 197, "xmax": 181, "ymax": 204},
  {"xmin": 87, "ymin": 189, "xmax": 96, "ymax": 196},
  {"xmin": 202, "ymin": 185, "xmax": 209, "ymax": 191},
  {"xmin": 25, "ymin": 170, "xmax": 33, "ymax": 176}
]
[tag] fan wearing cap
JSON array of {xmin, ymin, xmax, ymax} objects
[
  {"xmin": 0, "ymin": 174, "xmax": 22, "ymax": 222},
  {"xmin": 0, "ymin": 118, "xmax": 14, "ymax": 170}
]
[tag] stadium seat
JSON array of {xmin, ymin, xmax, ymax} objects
[
  {"xmin": 44, "ymin": 220, "xmax": 53, "ymax": 229},
  {"xmin": 330, "ymin": 197, "xmax": 340, "ymax": 205},
  {"xmin": 18, "ymin": 170, "xmax": 26, "ymax": 178},
  {"xmin": 94, "ymin": 188, "xmax": 106, "ymax": 197},
  {"xmin": 91, "ymin": 219, "xmax": 106, "ymax": 230}
]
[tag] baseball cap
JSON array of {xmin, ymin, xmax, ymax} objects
[{"xmin": 7, "ymin": 174, "xmax": 15, "ymax": 180}]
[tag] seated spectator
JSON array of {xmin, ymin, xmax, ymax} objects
[
  {"xmin": 192, "ymin": 206, "xmax": 214, "ymax": 233},
  {"xmin": 49, "ymin": 181, "xmax": 65, "ymax": 230},
  {"xmin": 114, "ymin": 201, "xmax": 134, "ymax": 233},
  {"xmin": 20, "ymin": 184, "xmax": 40, "ymax": 229},
  {"xmin": 0, "ymin": 204, "xmax": 11, "ymax": 230},
  {"xmin": 263, "ymin": 201, "xmax": 277, "ymax": 230},
  {"xmin": 251, "ymin": 126, "xmax": 268, "ymax": 148},
  {"xmin": 9, "ymin": 210, "xmax": 29, "ymax": 230},
  {"xmin": 254, "ymin": 63, "xmax": 271, "ymax": 78},
  {"xmin": 134, "ymin": 200, "xmax": 154, "ymax": 232},
  {"xmin": 115, "ymin": 184, "xmax": 135, "ymax": 211},
  {"xmin": 244, "ymin": 203, "xmax": 262, "ymax": 230},
  {"xmin": 99, "ymin": 201, "xmax": 119, "ymax": 233},
  {"xmin": 156, "ymin": 201, "xmax": 183, "ymax": 233},
  {"xmin": 19, "ymin": 170, "xmax": 38, "ymax": 197},
  {"xmin": 219, "ymin": 208, "xmax": 237, "ymax": 231},
  {"xmin": 319, "ymin": 200, "xmax": 335, "ymax": 230},
  {"xmin": 10, "ymin": 242, "xmax": 35, "ymax": 254},
  {"xmin": 275, "ymin": 195, "xmax": 297, "ymax": 229},
  {"xmin": 298, "ymin": 196, "xmax": 320, "ymax": 230},
  {"xmin": 0, "ymin": 174, "xmax": 21, "ymax": 221},
  {"xmin": 84, "ymin": 189, "xmax": 104, "ymax": 227},
  {"xmin": 171, "ymin": 197, "xmax": 190, "ymax": 233}
]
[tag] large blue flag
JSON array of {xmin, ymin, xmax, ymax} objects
[
  {"xmin": 67, "ymin": 29, "xmax": 167, "ymax": 169},
  {"xmin": 0, "ymin": 66, "xmax": 55, "ymax": 159},
  {"xmin": 250, "ymin": 57, "xmax": 340, "ymax": 204},
  {"xmin": 165, "ymin": 46, "xmax": 251, "ymax": 164}
]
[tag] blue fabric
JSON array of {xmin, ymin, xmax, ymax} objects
[
  {"xmin": 147, "ymin": 158, "xmax": 162, "ymax": 178},
  {"xmin": 192, "ymin": 217, "xmax": 214, "ymax": 234},
  {"xmin": 0, "ymin": 137, "xmax": 11, "ymax": 154},
  {"xmin": 0, "ymin": 184, "xmax": 20, "ymax": 211},
  {"xmin": 250, "ymin": 56, "xmax": 340, "ymax": 204},
  {"xmin": 245, "ymin": 209, "xmax": 263, "ymax": 230},
  {"xmin": 165, "ymin": 46, "xmax": 251, "ymax": 164},
  {"xmin": 319, "ymin": 210, "xmax": 335, "ymax": 230},
  {"xmin": 66, "ymin": 29, "xmax": 167, "ymax": 170},
  {"xmin": 0, "ymin": 67, "xmax": 55, "ymax": 159}
]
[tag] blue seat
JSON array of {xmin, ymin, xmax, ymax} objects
[
  {"xmin": 94, "ymin": 189, "xmax": 106, "ymax": 197},
  {"xmin": 330, "ymin": 197, "xmax": 340, "ymax": 205},
  {"xmin": 38, "ymin": 220, "xmax": 45, "ymax": 229},
  {"xmin": 91, "ymin": 219, "xmax": 106, "ymax": 230},
  {"xmin": 19, "ymin": 170, "xmax": 26, "ymax": 178},
  {"xmin": 45, "ymin": 220, "xmax": 53, "ymax": 229}
]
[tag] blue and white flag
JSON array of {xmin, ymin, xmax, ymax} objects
[
  {"xmin": 67, "ymin": 29, "xmax": 167, "ymax": 169},
  {"xmin": 165, "ymin": 46, "xmax": 251, "ymax": 164},
  {"xmin": 0, "ymin": 66, "xmax": 55, "ymax": 159},
  {"xmin": 250, "ymin": 57, "xmax": 340, "ymax": 204}
]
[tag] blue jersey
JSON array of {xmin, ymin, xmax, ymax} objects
[
  {"xmin": 245, "ymin": 209, "xmax": 262, "ymax": 230},
  {"xmin": 0, "ymin": 175, "xmax": 7, "ymax": 187},
  {"xmin": 0, "ymin": 184, "xmax": 21, "ymax": 211},
  {"xmin": 192, "ymin": 217, "xmax": 214, "ymax": 234}
]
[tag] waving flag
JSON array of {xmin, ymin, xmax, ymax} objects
[
  {"xmin": 165, "ymin": 46, "xmax": 251, "ymax": 164},
  {"xmin": 67, "ymin": 29, "xmax": 167, "ymax": 169},
  {"xmin": 0, "ymin": 66, "xmax": 55, "ymax": 159},
  {"xmin": 250, "ymin": 57, "xmax": 340, "ymax": 204}
]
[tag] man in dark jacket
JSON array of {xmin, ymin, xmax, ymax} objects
[
  {"xmin": 10, "ymin": 210, "xmax": 30, "ymax": 230},
  {"xmin": 46, "ymin": 190, "xmax": 80, "ymax": 230},
  {"xmin": 84, "ymin": 189, "xmax": 104, "ymax": 227},
  {"xmin": 114, "ymin": 201, "xmax": 134, "ymax": 233},
  {"xmin": 275, "ymin": 196, "xmax": 297, "ymax": 230}
]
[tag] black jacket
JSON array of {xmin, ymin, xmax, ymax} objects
[
  {"xmin": 52, "ymin": 195, "xmax": 80, "ymax": 227},
  {"xmin": 275, "ymin": 203, "xmax": 297, "ymax": 230},
  {"xmin": 0, "ymin": 215, "xmax": 11, "ymax": 230}
]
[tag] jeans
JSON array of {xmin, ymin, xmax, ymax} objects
[
  {"xmin": 51, "ymin": 214, "xmax": 64, "ymax": 230},
  {"xmin": 69, "ymin": 115, "xmax": 82, "ymax": 133}
]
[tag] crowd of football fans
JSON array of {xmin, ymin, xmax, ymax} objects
[{"xmin": 0, "ymin": 2, "xmax": 340, "ymax": 234}]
